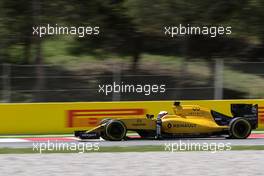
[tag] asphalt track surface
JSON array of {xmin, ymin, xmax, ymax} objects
[
  {"xmin": 1, "ymin": 135, "xmax": 264, "ymax": 176},
  {"xmin": 1, "ymin": 135, "xmax": 264, "ymax": 148},
  {"xmin": 1, "ymin": 151, "xmax": 264, "ymax": 176}
]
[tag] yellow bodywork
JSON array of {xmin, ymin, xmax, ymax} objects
[
  {"xmin": 161, "ymin": 105, "xmax": 227, "ymax": 134},
  {"xmin": 89, "ymin": 104, "xmax": 228, "ymax": 135}
]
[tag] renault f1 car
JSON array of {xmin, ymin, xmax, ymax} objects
[{"xmin": 75, "ymin": 102, "xmax": 258, "ymax": 141}]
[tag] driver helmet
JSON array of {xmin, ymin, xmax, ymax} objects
[{"xmin": 157, "ymin": 111, "xmax": 168, "ymax": 118}]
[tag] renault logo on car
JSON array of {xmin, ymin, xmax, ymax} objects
[{"xmin": 192, "ymin": 107, "xmax": 200, "ymax": 111}]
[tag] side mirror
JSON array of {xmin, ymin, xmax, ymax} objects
[{"xmin": 146, "ymin": 114, "xmax": 154, "ymax": 119}]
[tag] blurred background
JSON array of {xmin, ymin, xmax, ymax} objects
[{"xmin": 0, "ymin": 0, "xmax": 264, "ymax": 102}]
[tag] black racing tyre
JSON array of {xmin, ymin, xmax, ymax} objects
[
  {"xmin": 105, "ymin": 120, "xmax": 127, "ymax": 141},
  {"xmin": 228, "ymin": 117, "xmax": 252, "ymax": 139}
]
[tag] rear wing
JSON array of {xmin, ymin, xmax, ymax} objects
[{"xmin": 231, "ymin": 104, "xmax": 258, "ymax": 129}]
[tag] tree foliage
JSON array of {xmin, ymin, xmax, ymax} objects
[{"xmin": 0, "ymin": 0, "xmax": 263, "ymax": 65}]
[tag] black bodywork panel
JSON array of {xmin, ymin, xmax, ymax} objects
[
  {"xmin": 211, "ymin": 104, "xmax": 258, "ymax": 129},
  {"xmin": 79, "ymin": 132, "xmax": 100, "ymax": 139}
]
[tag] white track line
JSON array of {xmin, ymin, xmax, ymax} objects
[{"xmin": 0, "ymin": 138, "xmax": 29, "ymax": 143}]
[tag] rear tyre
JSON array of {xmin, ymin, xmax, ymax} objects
[
  {"xmin": 105, "ymin": 120, "xmax": 127, "ymax": 141},
  {"xmin": 228, "ymin": 117, "xmax": 252, "ymax": 139}
]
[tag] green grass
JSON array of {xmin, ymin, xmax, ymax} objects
[
  {"xmin": 224, "ymin": 69, "xmax": 264, "ymax": 98},
  {"xmin": 43, "ymin": 37, "xmax": 98, "ymax": 67},
  {"xmin": 1, "ymin": 145, "xmax": 264, "ymax": 154},
  {"xmin": 253, "ymin": 130, "xmax": 264, "ymax": 133},
  {"xmin": 43, "ymin": 37, "xmax": 125, "ymax": 70},
  {"xmin": 0, "ymin": 146, "xmax": 163, "ymax": 154},
  {"xmin": 232, "ymin": 145, "xmax": 264, "ymax": 151}
]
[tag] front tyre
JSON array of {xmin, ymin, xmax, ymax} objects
[
  {"xmin": 105, "ymin": 120, "xmax": 127, "ymax": 141},
  {"xmin": 228, "ymin": 117, "xmax": 252, "ymax": 139},
  {"xmin": 99, "ymin": 118, "xmax": 112, "ymax": 140}
]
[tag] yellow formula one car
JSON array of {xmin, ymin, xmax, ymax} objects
[{"xmin": 75, "ymin": 102, "xmax": 258, "ymax": 141}]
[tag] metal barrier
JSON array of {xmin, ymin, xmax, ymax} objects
[{"xmin": 1, "ymin": 61, "xmax": 264, "ymax": 102}]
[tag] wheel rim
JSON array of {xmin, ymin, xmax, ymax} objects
[
  {"xmin": 106, "ymin": 121, "xmax": 126, "ymax": 140},
  {"xmin": 232, "ymin": 119, "xmax": 251, "ymax": 139}
]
